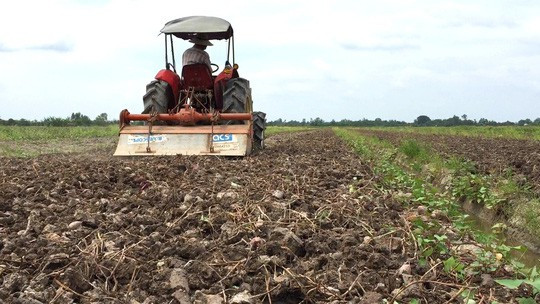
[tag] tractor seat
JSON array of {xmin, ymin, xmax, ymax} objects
[{"xmin": 181, "ymin": 64, "xmax": 213, "ymax": 90}]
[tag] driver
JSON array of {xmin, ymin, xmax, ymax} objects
[{"xmin": 182, "ymin": 37, "xmax": 212, "ymax": 71}]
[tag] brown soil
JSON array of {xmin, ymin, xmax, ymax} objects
[
  {"xmin": 0, "ymin": 130, "xmax": 529, "ymax": 303},
  {"xmin": 356, "ymin": 129, "xmax": 540, "ymax": 190}
]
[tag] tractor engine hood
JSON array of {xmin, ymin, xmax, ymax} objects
[{"xmin": 161, "ymin": 16, "xmax": 233, "ymax": 40}]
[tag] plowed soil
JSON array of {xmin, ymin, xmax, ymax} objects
[
  {"xmin": 0, "ymin": 130, "xmax": 528, "ymax": 303},
  {"xmin": 355, "ymin": 129, "xmax": 540, "ymax": 189}
]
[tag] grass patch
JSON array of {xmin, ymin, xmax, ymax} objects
[
  {"xmin": 364, "ymin": 126, "xmax": 540, "ymax": 140},
  {"xmin": 265, "ymin": 126, "xmax": 315, "ymax": 136},
  {"xmin": 0, "ymin": 137, "xmax": 116, "ymax": 158},
  {"xmin": 0, "ymin": 145, "xmax": 39, "ymax": 158},
  {"xmin": 399, "ymin": 139, "xmax": 431, "ymax": 162},
  {"xmin": 0, "ymin": 125, "xmax": 118, "ymax": 141},
  {"xmin": 0, "ymin": 125, "xmax": 118, "ymax": 157},
  {"xmin": 513, "ymin": 199, "xmax": 540, "ymax": 239},
  {"xmin": 334, "ymin": 127, "xmax": 539, "ymax": 273}
]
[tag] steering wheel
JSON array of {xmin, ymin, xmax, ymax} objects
[{"xmin": 211, "ymin": 63, "xmax": 219, "ymax": 73}]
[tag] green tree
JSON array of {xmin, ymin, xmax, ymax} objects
[
  {"xmin": 414, "ymin": 115, "xmax": 431, "ymax": 126},
  {"xmin": 94, "ymin": 113, "xmax": 109, "ymax": 125},
  {"xmin": 518, "ymin": 119, "xmax": 532, "ymax": 126},
  {"xmin": 70, "ymin": 112, "xmax": 92, "ymax": 126}
]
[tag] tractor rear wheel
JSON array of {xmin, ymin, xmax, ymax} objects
[
  {"xmin": 253, "ymin": 111, "xmax": 266, "ymax": 151},
  {"xmin": 222, "ymin": 78, "xmax": 252, "ymax": 124},
  {"xmin": 142, "ymin": 80, "xmax": 173, "ymax": 114}
]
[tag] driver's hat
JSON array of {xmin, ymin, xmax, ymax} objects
[{"xmin": 189, "ymin": 37, "xmax": 213, "ymax": 46}]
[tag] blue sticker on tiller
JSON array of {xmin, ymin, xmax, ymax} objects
[
  {"xmin": 127, "ymin": 135, "xmax": 167, "ymax": 145},
  {"xmin": 212, "ymin": 134, "xmax": 233, "ymax": 142}
]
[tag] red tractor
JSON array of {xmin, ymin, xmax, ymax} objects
[{"xmin": 114, "ymin": 16, "xmax": 265, "ymax": 156}]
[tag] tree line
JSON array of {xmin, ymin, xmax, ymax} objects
[
  {"xmin": 269, "ymin": 115, "xmax": 540, "ymax": 127},
  {"xmin": 1, "ymin": 113, "xmax": 539, "ymax": 127},
  {"xmin": 0, "ymin": 113, "xmax": 114, "ymax": 126}
]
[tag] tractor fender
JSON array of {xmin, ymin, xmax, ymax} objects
[{"xmin": 155, "ymin": 69, "xmax": 180, "ymax": 102}]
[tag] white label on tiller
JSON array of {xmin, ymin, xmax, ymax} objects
[
  {"xmin": 127, "ymin": 135, "xmax": 168, "ymax": 145},
  {"xmin": 213, "ymin": 142, "xmax": 240, "ymax": 151},
  {"xmin": 212, "ymin": 134, "xmax": 239, "ymax": 151}
]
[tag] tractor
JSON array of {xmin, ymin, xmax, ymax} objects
[{"xmin": 114, "ymin": 16, "xmax": 266, "ymax": 156}]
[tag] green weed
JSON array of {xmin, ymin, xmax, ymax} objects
[
  {"xmin": 443, "ymin": 256, "xmax": 466, "ymax": 279},
  {"xmin": 362, "ymin": 125, "xmax": 540, "ymax": 140},
  {"xmin": 334, "ymin": 127, "xmax": 534, "ymax": 288},
  {"xmin": 265, "ymin": 126, "xmax": 314, "ymax": 137},
  {"xmin": 514, "ymin": 199, "xmax": 540, "ymax": 238},
  {"xmin": 0, "ymin": 145, "xmax": 39, "ymax": 157},
  {"xmin": 451, "ymin": 173, "xmax": 504, "ymax": 208},
  {"xmin": 0, "ymin": 125, "xmax": 117, "ymax": 141},
  {"xmin": 399, "ymin": 139, "xmax": 426, "ymax": 160}
]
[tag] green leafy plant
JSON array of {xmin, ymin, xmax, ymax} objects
[
  {"xmin": 443, "ymin": 256, "xmax": 466, "ymax": 279},
  {"xmin": 496, "ymin": 278, "xmax": 540, "ymax": 293},
  {"xmin": 452, "ymin": 173, "xmax": 503, "ymax": 208},
  {"xmin": 335, "ymin": 128, "xmax": 535, "ymax": 294},
  {"xmin": 399, "ymin": 139, "xmax": 425, "ymax": 159},
  {"xmin": 517, "ymin": 298, "xmax": 536, "ymax": 304}
]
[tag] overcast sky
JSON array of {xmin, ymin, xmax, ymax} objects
[{"xmin": 0, "ymin": 0, "xmax": 539, "ymax": 122}]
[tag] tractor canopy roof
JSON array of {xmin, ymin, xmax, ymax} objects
[{"xmin": 161, "ymin": 16, "xmax": 233, "ymax": 40}]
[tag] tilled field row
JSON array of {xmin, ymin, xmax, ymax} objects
[
  {"xmin": 0, "ymin": 130, "xmax": 522, "ymax": 303},
  {"xmin": 355, "ymin": 129, "xmax": 540, "ymax": 190}
]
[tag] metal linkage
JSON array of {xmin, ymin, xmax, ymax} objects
[{"xmin": 119, "ymin": 107, "xmax": 252, "ymax": 127}]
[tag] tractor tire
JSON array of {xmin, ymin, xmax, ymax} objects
[
  {"xmin": 222, "ymin": 78, "xmax": 252, "ymax": 125},
  {"xmin": 252, "ymin": 111, "xmax": 266, "ymax": 151},
  {"xmin": 142, "ymin": 80, "xmax": 173, "ymax": 114}
]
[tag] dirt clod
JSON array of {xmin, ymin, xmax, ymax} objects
[
  {"xmin": 481, "ymin": 273, "xmax": 494, "ymax": 287},
  {"xmin": 68, "ymin": 221, "xmax": 82, "ymax": 230},
  {"xmin": 230, "ymin": 290, "xmax": 253, "ymax": 304},
  {"xmin": 194, "ymin": 291, "xmax": 224, "ymax": 304},
  {"xmin": 272, "ymin": 190, "xmax": 285, "ymax": 199},
  {"xmin": 169, "ymin": 268, "xmax": 190, "ymax": 291},
  {"xmin": 360, "ymin": 291, "xmax": 383, "ymax": 304}
]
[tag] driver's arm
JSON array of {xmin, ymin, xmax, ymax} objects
[{"xmin": 203, "ymin": 53, "xmax": 212, "ymax": 72}]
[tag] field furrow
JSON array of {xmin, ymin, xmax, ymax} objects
[{"xmin": 355, "ymin": 129, "xmax": 540, "ymax": 190}]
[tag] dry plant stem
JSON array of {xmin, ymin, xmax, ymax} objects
[
  {"xmin": 251, "ymin": 285, "xmax": 281, "ymax": 299},
  {"xmin": 402, "ymin": 216, "xmax": 419, "ymax": 258},
  {"xmin": 444, "ymin": 284, "xmax": 467, "ymax": 304},
  {"xmin": 442, "ymin": 278, "xmax": 475, "ymax": 304},
  {"xmin": 216, "ymin": 259, "xmax": 245, "ymax": 284},
  {"xmin": 340, "ymin": 271, "xmax": 365, "ymax": 297},
  {"xmin": 22, "ymin": 211, "xmax": 35, "ymax": 235},
  {"xmin": 264, "ymin": 264, "xmax": 273, "ymax": 304},
  {"xmin": 127, "ymin": 266, "xmax": 139, "ymax": 294},
  {"xmin": 53, "ymin": 278, "xmax": 89, "ymax": 299},
  {"xmin": 390, "ymin": 280, "xmax": 475, "ymax": 303},
  {"xmin": 257, "ymin": 205, "xmax": 272, "ymax": 221},
  {"xmin": 163, "ymin": 203, "xmax": 194, "ymax": 234},
  {"xmin": 419, "ymin": 261, "xmax": 443, "ymax": 281}
]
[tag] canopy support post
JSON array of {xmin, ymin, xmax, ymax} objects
[
  {"xmin": 170, "ymin": 34, "xmax": 176, "ymax": 70},
  {"xmin": 164, "ymin": 34, "xmax": 168, "ymax": 69},
  {"xmin": 227, "ymin": 38, "xmax": 231, "ymax": 63},
  {"xmin": 232, "ymin": 35, "xmax": 235, "ymax": 65}
]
